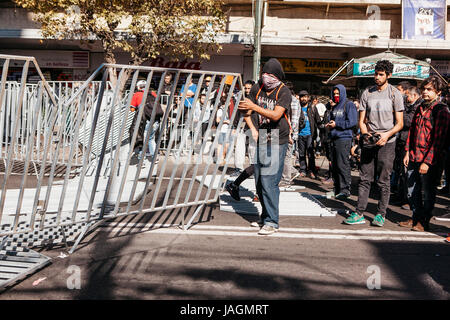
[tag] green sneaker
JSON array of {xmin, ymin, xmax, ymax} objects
[
  {"xmin": 372, "ymin": 214, "xmax": 385, "ymax": 227},
  {"xmin": 343, "ymin": 212, "xmax": 366, "ymax": 225}
]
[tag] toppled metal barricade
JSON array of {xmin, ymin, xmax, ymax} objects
[{"xmin": 0, "ymin": 54, "xmax": 244, "ymax": 289}]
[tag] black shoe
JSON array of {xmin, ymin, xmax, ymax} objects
[
  {"xmin": 225, "ymin": 182, "xmax": 240, "ymax": 201},
  {"xmin": 335, "ymin": 192, "xmax": 350, "ymax": 200}
]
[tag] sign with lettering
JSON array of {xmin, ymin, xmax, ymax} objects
[
  {"xmin": 352, "ymin": 62, "xmax": 430, "ymax": 79},
  {"xmin": 0, "ymin": 50, "xmax": 89, "ymax": 68},
  {"xmin": 278, "ymin": 58, "xmax": 345, "ymax": 75},
  {"xmin": 431, "ymin": 60, "xmax": 450, "ymax": 76},
  {"xmin": 402, "ymin": 0, "xmax": 446, "ymax": 40}
]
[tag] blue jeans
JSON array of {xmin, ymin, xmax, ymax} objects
[
  {"xmin": 139, "ymin": 120, "xmax": 159, "ymax": 159},
  {"xmin": 254, "ymin": 143, "xmax": 288, "ymax": 229},
  {"xmin": 407, "ymin": 162, "xmax": 439, "ymax": 225}
]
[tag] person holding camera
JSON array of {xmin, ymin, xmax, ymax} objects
[
  {"xmin": 325, "ymin": 84, "xmax": 358, "ymax": 200},
  {"xmin": 344, "ymin": 60, "xmax": 404, "ymax": 227}
]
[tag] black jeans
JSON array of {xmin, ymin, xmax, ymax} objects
[
  {"xmin": 407, "ymin": 162, "xmax": 439, "ymax": 226},
  {"xmin": 356, "ymin": 141, "xmax": 396, "ymax": 218},
  {"xmin": 393, "ymin": 140, "xmax": 408, "ymax": 204},
  {"xmin": 331, "ymin": 138, "xmax": 352, "ymax": 195},
  {"xmin": 297, "ymin": 135, "xmax": 316, "ymax": 174}
]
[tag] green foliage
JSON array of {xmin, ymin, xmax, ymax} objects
[{"xmin": 14, "ymin": 0, "xmax": 226, "ymax": 65}]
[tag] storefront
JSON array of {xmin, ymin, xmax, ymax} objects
[
  {"xmin": 0, "ymin": 50, "xmax": 90, "ymax": 82},
  {"xmin": 263, "ymin": 57, "xmax": 350, "ymax": 97}
]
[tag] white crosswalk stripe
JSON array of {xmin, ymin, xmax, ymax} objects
[{"xmin": 98, "ymin": 222, "xmax": 447, "ymax": 243}]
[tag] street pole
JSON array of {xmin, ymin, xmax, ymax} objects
[{"xmin": 252, "ymin": 0, "xmax": 263, "ymax": 82}]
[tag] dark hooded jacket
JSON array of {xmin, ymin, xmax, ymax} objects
[{"xmin": 328, "ymin": 84, "xmax": 358, "ymax": 141}]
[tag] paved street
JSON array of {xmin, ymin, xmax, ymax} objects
[{"xmin": 1, "ymin": 159, "xmax": 449, "ymax": 301}]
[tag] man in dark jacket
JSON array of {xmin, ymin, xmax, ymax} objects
[
  {"xmin": 325, "ymin": 84, "xmax": 358, "ymax": 199},
  {"xmin": 297, "ymin": 90, "xmax": 322, "ymax": 178},
  {"xmin": 129, "ymin": 90, "xmax": 164, "ymax": 160},
  {"xmin": 237, "ymin": 58, "xmax": 292, "ymax": 236}
]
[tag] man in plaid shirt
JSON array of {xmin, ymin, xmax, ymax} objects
[{"xmin": 399, "ymin": 75, "xmax": 450, "ymax": 232}]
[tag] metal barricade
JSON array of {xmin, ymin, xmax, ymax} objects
[
  {"xmin": 0, "ymin": 55, "xmax": 245, "ymax": 254},
  {"xmin": 0, "ymin": 80, "xmax": 109, "ymax": 172}
]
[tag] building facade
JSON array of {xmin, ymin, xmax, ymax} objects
[{"xmin": 0, "ymin": 0, "xmax": 448, "ymax": 96}]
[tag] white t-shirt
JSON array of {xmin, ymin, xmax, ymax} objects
[
  {"xmin": 315, "ymin": 102, "xmax": 327, "ymax": 119},
  {"xmin": 360, "ymin": 84, "xmax": 404, "ymax": 142},
  {"xmin": 194, "ymin": 101, "xmax": 211, "ymax": 123},
  {"xmin": 216, "ymin": 107, "xmax": 229, "ymax": 133}
]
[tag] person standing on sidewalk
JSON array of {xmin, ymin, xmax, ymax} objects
[
  {"xmin": 238, "ymin": 58, "xmax": 291, "ymax": 235},
  {"xmin": 280, "ymin": 81, "xmax": 302, "ymax": 186},
  {"xmin": 344, "ymin": 60, "xmax": 404, "ymax": 227},
  {"xmin": 392, "ymin": 86, "xmax": 422, "ymax": 210},
  {"xmin": 398, "ymin": 76, "xmax": 450, "ymax": 231},
  {"xmin": 325, "ymin": 84, "xmax": 358, "ymax": 200},
  {"xmin": 297, "ymin": 90, "xmax": 322, "ymax": 179}
]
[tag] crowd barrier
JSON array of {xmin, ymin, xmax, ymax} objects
[{"xmin": 0, "ymin": 54, "xmax": 244, "ymax": 289}]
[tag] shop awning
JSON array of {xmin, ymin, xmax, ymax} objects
[{"xmin": 323, "ymin": 50, "xmax": 447, "ymax": 84}]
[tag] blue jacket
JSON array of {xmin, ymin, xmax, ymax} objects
[{"xmin": 329, "ymin": 84, "xmax": 358, "ymax": 140}]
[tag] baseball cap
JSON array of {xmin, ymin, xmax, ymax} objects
[
  {"xmin": 298, "ymin": 90, "xmax": 309, "ymax": 96},
  {"xmin": 136, "ymin": 80, "xmax": 147, "ymax": 90}
]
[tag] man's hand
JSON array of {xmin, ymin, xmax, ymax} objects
[
  {"xmin": 403, "ymin": 153, "xmax": 409, "ymax": 168},
  {"xmin": 376, "ymin": 131, "xmax": 390, "ymax": 146},
  {"xmin": 238, "ymin": 98, "xmax": 255, "ymax": 116},
  {"xmin": 251, "ymin": 128, "xmax": 259, "ymax": 142},
  {"xmin": 419, "ymin": 163, "xmax": 429, "ymax": 174},
  {"xmin": 325, "ymin": 120, "xmax": 336, "ymax": 129}
]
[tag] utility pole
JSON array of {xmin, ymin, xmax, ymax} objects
[{"xmin": 252, "ymin": 0, "xmax": 263, "ymax": 81}]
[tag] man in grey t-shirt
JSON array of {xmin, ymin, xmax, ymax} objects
[{"xmin": 344, "ymin": 60, "xmax": 404, "ymax": 227}]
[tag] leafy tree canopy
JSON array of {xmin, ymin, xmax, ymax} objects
[{"xmin": 14, "ymin": 0, "xmax": 226, "ymax": 66}]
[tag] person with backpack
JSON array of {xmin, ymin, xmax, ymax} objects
[
  {"xmin": 325, "ymin": 84, "xmax": 358, "ymax": 200},
  {"xmin": 129, "ymin": 89, "xmax": 164, "ymax": 164},
  {"xmin": 398, "ymin": 76, "xmax": 450, "ymax": 231},
  {"xmin": 344, "ymin": 60, "xmax": 404, "ymax": 227},
  {"xmin": 237, "ymin": 58, "xmax": 292, "ymax": 235}
]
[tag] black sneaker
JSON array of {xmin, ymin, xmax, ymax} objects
[
  {"xmin": 335, "ymin": 192, "xmax": 350, "ymax": 200},
  {"xmin": 225, "ymin": 182, "xmax": 240, "ymax": 201}
]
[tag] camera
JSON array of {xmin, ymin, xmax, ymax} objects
[{"xmin": 360, "ymin": 133, "xmax": 381, "ymax": 149}]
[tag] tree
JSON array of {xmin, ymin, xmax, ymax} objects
[{"xmin": 14, "ymin": 0, "xmax": 226, "ymax": 85}]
